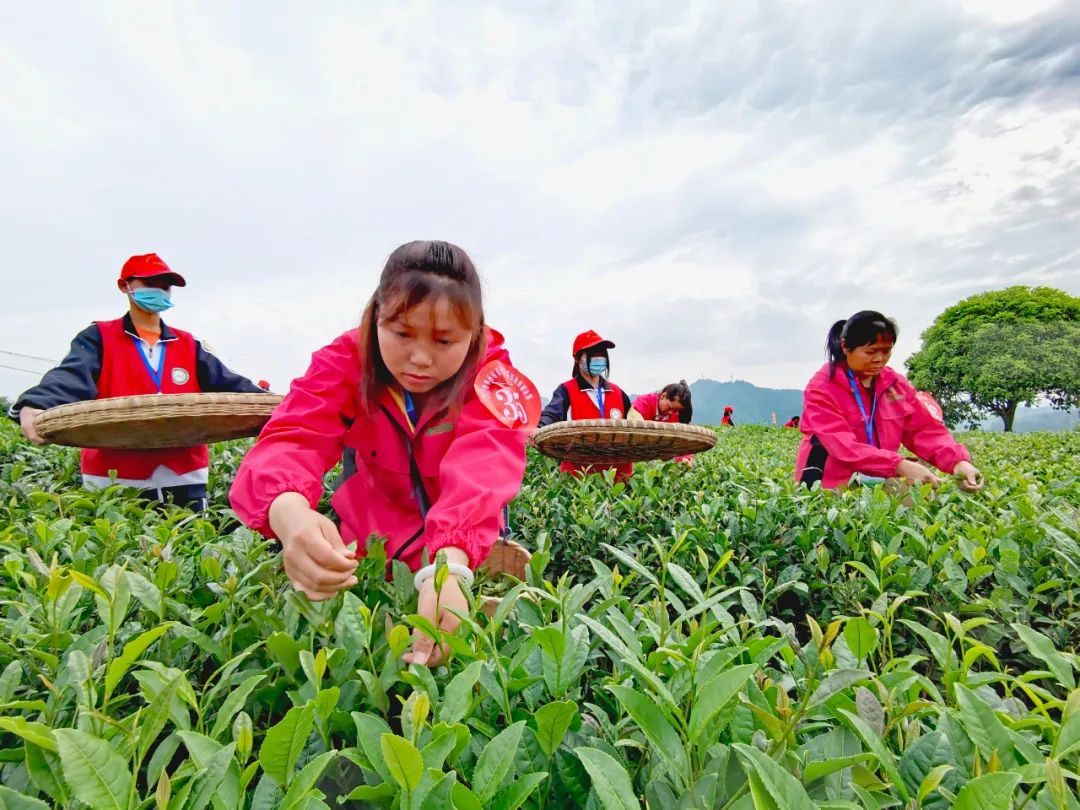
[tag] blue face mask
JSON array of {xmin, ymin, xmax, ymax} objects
[
  {"xmin": 587, "ymin": 357, "xmax": 608, "ymax": 377},
  {"xmin": 130, "ymin": 288, "xmax": 173, "ymax": 313}
]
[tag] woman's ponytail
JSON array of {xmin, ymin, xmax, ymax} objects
[{"xmin": 826, "ymin": 319, "xmax": 847, "ymax": 378}]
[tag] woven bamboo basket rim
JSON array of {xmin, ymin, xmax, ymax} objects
[
  {"xmin": 35, "ymin": 392, "xmax": 283, "ymax": 449},
  {"xmin": 479, "ymin": 539, "xmax": 531, "ymax": 580},
  {"xmin": 531, "ymin": 418, "xmax": 717, "ymax": 464}
]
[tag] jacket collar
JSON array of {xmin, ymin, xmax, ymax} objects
[
  {"xmin": 122, "ymin": 312, "xmax": 178, "ymax": 342},
  {"xmin": 828, "ymin": 362, "xmax": 899, "ymax": 393},
  {"xmin": 573, "ymin": 370, "xmax": 611, "ymax": 392}
]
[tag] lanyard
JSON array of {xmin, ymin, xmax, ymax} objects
[
  {"xmin": 132, "ymin": 336, "xmax": 166, "ymax": 391},
  {"xmin": 593, "ymin": 380, "xmax": 605, "ymax": 416},
  {"xmin": 846, "ymin": 369, "xmax": 877, "ymax": 446},
  {"xmin": 402, "ymin": 390, "xmax": 418, "ymax": 430}
]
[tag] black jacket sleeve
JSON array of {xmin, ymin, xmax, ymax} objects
[
  {"xmin": 538, "ymin": 383, "xmax": 570, "ymax": 427},
  {"xmin": 10, "ymin": 325, "xmax": 103, "ymax": 419},
  {"xmin": 194, "ymin": 341, "xmax": 265, "ymax": 393},
  {"xmin": 620, "ymin": 389, "xmax": 632, "ymax": 414}
]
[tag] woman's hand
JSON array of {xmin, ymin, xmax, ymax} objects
[
  {"xmin": 403, "ymin": 546, "xmax": 471, "ymax": 668},
  {"xmin": 953, "ymin": 461, "xmax": 983, "ymax": 492},
  {"xmin": 19, "ymin": 407, "xmax": 47, "ymax": 445},
  {"xmin": 896, "ymin": 459, "xmax": 942, "ymax": 488},
  {"xmin": 269, "ymin": 492, "xmax": 357, "ymax": 601}
]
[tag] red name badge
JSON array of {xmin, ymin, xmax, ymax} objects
[
  {"xmin": 474, "ymin": 360, "xmax": 542, "ymax": 430},
  {"xmin": 916, "ymin": 391, "xmax": 944, "ymax": 422}
]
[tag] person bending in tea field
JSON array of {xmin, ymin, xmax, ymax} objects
[
  {"xmin": 632, "ymin": 380, "xmax": 695, "ymax": 463},
  {"xmin": 9, "ymin": 253, "xmax": 265, "ymax": 510},
  {"xmin": 230, "ymin": 241, "xmax": 539, "ymax": 668},
  {"xmin": 720, "ymin": 405, "xmax": 736, "ymax": 426},
  {"xmin": 536, "ymin": 330, "xmax": 639, "ymax": 480},
  {"xmin": 795, "ymin": 310, "xmax": 982, "ymax": 492}
]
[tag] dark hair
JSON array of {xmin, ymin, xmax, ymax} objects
[
  {"xmin": 572, "ymin": 348, "xmax": 610, "ymax": 379},
  {"xmin": 357, "ymin": 240, "xmax": 485, "ymax": 416},
  {"xmin": 826, "ymin": 310, "xmax": 898, "ymax": 378},
  {"xmin": 660, "ymin": 380, "xmax": 693, "ymax": 423}
]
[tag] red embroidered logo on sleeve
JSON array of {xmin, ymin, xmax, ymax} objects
[
  {"xmin": 474, "ymin": 360, "xmax": 542, "ymax": 429},
  {"xmin": 916, "ymin": 391, "xmax": 945, "ymax": 422}
]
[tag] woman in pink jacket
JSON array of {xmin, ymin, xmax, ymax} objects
[
  {"xmin": 632, "ymin": 380, "xmax": 695, "ymax": 463},
  {"xmin": 230, "ymin": 241, "xmax": 540, "ymax": 667},
  {"xmin": 632, "ymin": 380, "xmax": 693, "ymax": 425},
  {"xmin": 794, "ymin": 310, "xmax": 982, "ymax": 491}
]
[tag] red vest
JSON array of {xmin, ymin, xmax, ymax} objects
[
  {"xmin": 81, "ymin": 318, "xmax": 209, "ymax": 480},
  {"xmin": 560, "ymin": 379, "xmax": 633, "ymax": 480}
]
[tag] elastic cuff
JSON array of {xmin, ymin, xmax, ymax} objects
[
  {"xmin": 428, "ymin": 530, "xmax": 488, "ymax": 570},
  {"xmin": 251, "ymin": 482, "xmax": 324, "ymax": 540}
]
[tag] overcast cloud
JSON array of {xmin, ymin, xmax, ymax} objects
[{"xmin": 2, "ymin": 0, "xmax": 1078, "ymax": 402}]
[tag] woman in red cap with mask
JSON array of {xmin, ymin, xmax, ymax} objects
[
  {"xmin": 9, "ymin": 253, "xmax": 266, "ymax": 509},
  {"xmin": 536, "ymin": 330, "xmax": 638, "ymax": 480},
  {"xmin": 720, "ymin": 406, "xmax": 735, "ymax": 426}
]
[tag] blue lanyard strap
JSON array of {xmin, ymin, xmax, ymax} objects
[
  {"xmin": 846, "ymin": 369, "xmax": 877, "ymax": 446},
  {"xmin": 132, "ymin": 336, "xmax": 166, "ymax": 391},
  {"xmin": 402, "ymin": 390, "xmax": 419, "ymax": 430},
  {"xmin": 594, "ymin": 380, "xmax": 605, "ymax": 416}
]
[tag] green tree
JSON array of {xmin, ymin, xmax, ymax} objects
[{"xmin": 906, "ymin": 286, "xmax": 1080, "ymax": 432}]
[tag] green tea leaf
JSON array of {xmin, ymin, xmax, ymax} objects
[
  {"xmin": 808, "ymin": 669, "xmax": 871, "ymax": 708},
  {"xmin": 209, "ymin": 673, "xmax": 267, "ymax": 740},
  {"xmin": 836, "ymin": 709, "xmax": 910, "ymax": 801},
  {"xmin": 951, "ymin": 771, "xmax": 1022, "ymax": 810},
  {"xmin": 473, "ymin": 721, "xmax": 526, "ymax": 803},
  {"xmin": 380, "ymin": 733, "xmax": 424, "ymax": 792},
  {"xmin": 259, "ymin": 702, "xmax": 315, "ymax": 787},
  {"xmin": 802, "ymin": 753, "xmax": 874, "ymax": 783},
  {"xmin": 352, "ymin": 712, "xmax": 393, "ymax": 783},
  {"xmin": 0, "ymin": 718, "xmax": 55, "ymax": 751},
  {"xmin": 24, "ymin": 742, "xmax": 69, "ymax": 804},
  {"xmin": 689, "ymin": 663, "xmax": 758, "ymax": 742},
  {"xmin": 533, "ymin": 700, "xmax": 578, "ymax": 758},
  {"xmin": 440, "ymin": 660, "xmax": 484, "ymax": 726},
  {"xmin": 916, "ymin": 764, "xmax": 953, "ymax": 804},
  {"xmin": 0, "ymin": 785, "xmax": 51, "ymax": 809},
  {"xmin": 574, "ymin": 747, "xmax": 640, "ymax": 810},
  {"xmin": 0, "ymin": 661, "xmax": 23, "ymax": 703},
  {"xmin": 105, "ymin": 623, "xmax": 172, "ymax": 694},
  {"xmin": 492, "ymin": 772, "xmax": 549, "ymax": 810},
  {"xmin": 1012, "ymin": 623, "xmax": 1076, "ymax": 691},
  {"xmin": 954, "ymin": 685, "xmax": 1018, "ymax": 769},
  {"xmin": 54, "ymin": 728, "xmax": 132, "ymax": 810},
  {"xmin": 280, "ymin": 750, "xmax": 336, "ymax": 809},
  {"xmin": 608, "ymin": 685, "xmax": 687, "ymax": 783},
  {"xmin": 732, "ymin": 743, "xmax": 815, "ymax": 810},
  {"xmin": 843, "ymin": 618, "xmax": 879, "ymax": 661}
]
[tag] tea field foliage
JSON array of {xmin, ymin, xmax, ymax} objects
[{"xmin": 1, "ymin": 420, "xmax": 1079, "ymax": 809}]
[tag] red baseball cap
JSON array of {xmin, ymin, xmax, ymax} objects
[
  {"xmin": 572, "ymin": 329, "xmax": 615, "ymax": 356},
  {"xmin": 119, "ymin": 253, "xmax": 186, "ymax": 287}
]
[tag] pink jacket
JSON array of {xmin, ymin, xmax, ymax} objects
[
  {"xmin": 795, "ymin": 363, "xmax": 970, "ymax": 489},
  {"xmin": 632, "ymin": 391, "xmax": 693, "ymax": 463},
  {"xmin": 631, "ymin": 392, "xmax": 673, "ymax": 423},
  {"xmin": 229, "ymin": 327, "xmax": 529, "ymax": 570}
]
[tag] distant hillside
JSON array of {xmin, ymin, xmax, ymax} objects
[
  {"xmin": 682, "ymin": 380, "xmax": 1079, "ymax": 432},
  {"xmin": 976, "ymin": 407, "xmax": 1079, "ymax": 433},
  {"xmin": 686, "ymin": 379, "xmax": 804, "ymax": 427}
]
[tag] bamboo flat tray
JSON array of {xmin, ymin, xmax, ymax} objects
[
  {"xmin": 531, "ymin": 419, "xmax": 716, "ymax": 464},
  {"xmin": 35, "ymin": 393, "xmax": 283, "ymax": 449}
]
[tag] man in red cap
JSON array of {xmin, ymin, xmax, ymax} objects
[
  {"xmin": 537, "ymin": 329, "xmax": 638, "ymax": 480},
  {"xmin": 9, "ymin": 253, "xmax": 267, "ymax": 509}
]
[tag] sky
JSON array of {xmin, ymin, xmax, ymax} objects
[{"xmin": 2, "ymin": 0, "xmax": 1079, "ymax": 402}]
